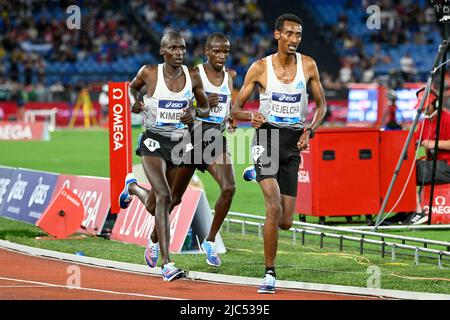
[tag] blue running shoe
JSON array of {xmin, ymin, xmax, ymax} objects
[
  {"xmin": 162, "ymin": 263, "xmax": 186, "ymax": 282},
  {"xmin": 144, "ymin": 239, "xmax": 159, "ymax": 268},
  {"xmin": 242, "ymin": 165, "xmax": 257, "ymax": 182},
  {"xmin": 201, "ymin": 239, "xmax": 221, "ymax": 267},
  {"xmin": 119, "ymin": 173, "xmax": 137, "ymax": 209},
  {"xmin": 257, "ymin": 274, "xmax": 276, "ymax": 294}
]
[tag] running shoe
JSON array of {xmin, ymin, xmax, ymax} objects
[
  {"xmin": 144, "ymin": 239, "xmax": 159, "ymax": 268},
  {"xmin": 257, "ymin": 274, "xmax": 276, "ymax": 294},
  {"xmin": 242, "ymin": 165, "xmax": 257, "ymax": 182},
  {"xmin": 201, "ymin": 239, "xmax": 221, "ymax": 267},
  {"xmin": 407, "ymin": 211, "xmax": 428, "ymax": 225},
  {"xmin": 162, "ymin": 263, "xmax": 186, "ymax": 282},
  {"xmin": 119, "ymin": 173, "xmax": 137, "ymax": 209}
]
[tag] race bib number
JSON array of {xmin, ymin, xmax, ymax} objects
[
  {"xmin": 252, "ymin": 145, "xmax": 265, "ymax": 162},
  {"xmin": 269, "ymin": 92, "xmax": 301, "ymax": 123},
  {"xmin": 156, "ymin": 100, "xmax": 188, "ymax": 126},
  {"xmin": 201, "ymin": 93, "xmax": 229, "ymax": 124},
  {"xmin": 144, "ymin": 138, "xmax": 160, "ymax": 152}
]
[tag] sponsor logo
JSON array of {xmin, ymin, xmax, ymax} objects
[
  {"xmin": 0, "ymin": 124, "xmax": 33, "ymax": 140},
  {"xmin": 0, "ymin": 177, "xmax": 11, "ymax": 205},
  {"xmin": 273, "ymin": 92, "xmax": 301, "ymax": 103},
  {"xmin": 423, "ymin": 196, "xmax": 450, "ymax": 215},
  {"xmin": 298, "ymin": 170, "xmax": 310, "ymax": 183},
  {"xmin": 111, "ymin": 88, "xmax": 125, "ymax": 151},
  {"xmin": 28, "ymin": 177, "xmax": 50, "ymax": 207},
  {"xmin": 295, "ymin": 81, "xmax": 304, "ymax": 89},
  {"xmin": 7, "ymin": 174, "xmax": 28, "ymax": 203},
  {"xmin": 165, "ymin": 101, "xmax": 185, "ymax": 109},
  {"xmin": 62, "ymin": 179, "xmax": 103, "ymax": 230}
]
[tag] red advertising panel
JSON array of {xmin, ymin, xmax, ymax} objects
[
  {"xmin": 422, "ymin": 184, "xmax": 450, "ymax": 224},
  {"xmin": 25, "ymin": 102, "xmax": 101, "ymax": 127},
  {"xmin": 110, "ymin": 184, "xmax": 202, "ymax": 253},
  {"xmin": 0, "ymin": 121, "xmax": 48, "ymax": 141},
  {"xmin": 108, "ymin": 82, "xmax": 132, "ymax": 214},
  {"xmin": 53, "ymin": 174, "xmax": 110, "ymax": 235}
]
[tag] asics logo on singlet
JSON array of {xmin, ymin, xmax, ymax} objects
[
  {"xmin": 279, "ymin": 95, "xmax": 297, "ymax": 102},
  {"xmin": 273, "ymin": 93, "xmax": 301, "ymax": 103},
  {"xmin": 164, "ymin": 101, "xmax": 184, "ymax": 109}
]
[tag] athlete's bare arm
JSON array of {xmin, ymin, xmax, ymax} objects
[
  {"xmin": 297, "ymin": 56, "xmax": 327, "ymax": 151},
  {"xmin": 129, "ymin": 65, "xmax": 157, "ymax": 113},
  {"xmin": 189, "ymin": 68, "xmax": 209, "ymax": 118},
  {"xmin": 227, "ymin": 68, "xmax": 237, "ymax": 128},
  {"xmin": 231, "ymin": 60, "xmax": 266, "ymax": 128}
]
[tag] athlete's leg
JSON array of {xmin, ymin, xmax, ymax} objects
[
  {"xmin": 150, "ymin": 166, "xmax": 196, "ymax": 243},
  {"xmin": 258, "ymin": 178, "xmax": 282, "ymax": 268},
  {"xmin": 139, "ymin": 156, "xmax": 173, "ymax": 266},
  {"xmin": 206, "ymin": 152, "xmax": 236, "ymax": 242},
  {"xmin": 279, "ymin": 195, "xmax": 296, "ymax": 230}
]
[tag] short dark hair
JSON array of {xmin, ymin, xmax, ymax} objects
[
  {"xmin": 160, "ymin": 30, "xmax": 183, "ymax": 47},
  {"xmin": 205, "ymin": 32, "xmax": 229, "ymax": 47},
  {"xmin": 275, "ymin": 13, "xmax": 303, "ymax": 31}
]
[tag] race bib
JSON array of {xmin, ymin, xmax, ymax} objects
[
  {"xmin": 156, "ymin": 100, "xmax": 188, "ymax": 127},
  {"xmin": 269, "ymin": 92, "xmax": 301, "ymax": 124},
  {"xmin": 252, "ymin": 145, "xmax": 265, "ymax": 162},
  {"xmin": 144, "ymin": 138, "xmax": 160, "ymax": 152},
  {"xmin": 201, "ymin": 93, "xmax": 229, "ymax": 124}
]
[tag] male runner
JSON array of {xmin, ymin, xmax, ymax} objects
[
  {"xmin": 231, "ymin": 14, "xmax": 327, "ymax": 293},
  {"xmin": 146, "ymin": 32, "xmax": 237, "ymax": 268},
  {"xmin": 119, "ymin": 31, "xmax": 209, "ymax": 281}
]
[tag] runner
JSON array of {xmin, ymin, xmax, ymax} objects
[
  {"xmin": 119, "ymin": 31, "xmax": 209, "ymax": 281},
  {"xmin": 231, "ymin": 14, "xmax": 327, "ymax": 293},
  {"xmin": 146, "ymin": 32, "xmax": 237, "ymax": 268}
]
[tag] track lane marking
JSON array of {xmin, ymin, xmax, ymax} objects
[{"xmin": 0, "ymin": 276, "xmax": 186, "ymax": 300}]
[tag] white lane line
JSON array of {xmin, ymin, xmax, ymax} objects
[
  {"xmin": 0, "ymin": 285, "xmax": 49, "ymax": 288},
  {"xmin": 0, "ymin": 276, "xmax": 186, "ymax": 300}
]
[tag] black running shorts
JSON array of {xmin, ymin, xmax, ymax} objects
[
  {"xmin": 180, "ymin": 122, "xmax": 229, "ymax": 173},
  {"xmin": 136, "ymin": 130, "xmax": 184, "ymax": 170},
  {"xmin": 252, "ymin": 123, "xmax": 303, "ymax": 197}
]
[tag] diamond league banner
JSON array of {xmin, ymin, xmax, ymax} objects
[
  {"xmin": 110, "ymin": 184, "xmax": 226, "ymax": 254},
  {"xmin": 0, "ymin": 166, "xmax": 16, "ymax": 215},
  {"xmin": 53, "ymin": 174, "xmax": 111, "ymax": 235},
  {"xmin": 0, "ymin": 168, "xmax": 58, "ymax": 223}
]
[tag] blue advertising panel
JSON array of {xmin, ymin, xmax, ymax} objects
[
  {"xmin": 0, "ymin": 166, "xmax": 16, "ymax": 215},
  {"xmin": 0, "ymin": 168, "xmax": 59, "ymax": 224},
  {"xmin": 347, "ymin": 88, "xmax": 378, "ymax": 123},
  {"xmin": 395, "ymin": 88, "xmax": 422, "ymax": 123}
]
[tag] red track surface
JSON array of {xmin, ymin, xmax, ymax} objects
[{"xmin": 0, "ymin": 248, "xmax": 381, "ymax": 300}]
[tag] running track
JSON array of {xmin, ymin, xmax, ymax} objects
[{"xmin": 0, "ymin": 248, "xmax": 381, "ymax": 300}]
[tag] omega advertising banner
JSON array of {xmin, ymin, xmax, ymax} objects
[
  {"xmin": 422, "ymin": 185, "xmax": 450, "ymax": 224},
  {"xmin": 0, "ymin": 121, "xmax": 49, "ymax": 141},
  {"xmin": 0, "ymin": 168, "xmax": 58, "ymax": 223},
  {"xmin": 108, "ymin": 82, "xmax": 133, "ymax": 214},
  {"xmin": 53, "ymin": 174, "xmax": 111, "ymax": 235},
  {"xmin": 110, "ymin": 184, "xmax": 202, "ymax": 253},
  {"xmin": 0, "ymin": 166, "xmax": 17, "ymax": 215},
  {"xmin": 110, "ymin": 184, "xmax": 227, "ymax": 254}
]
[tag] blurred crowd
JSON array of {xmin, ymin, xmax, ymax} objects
[
  {"xmin": 311, "ymin": 0, "xmax": 441, "ymax": 88},
  {"xmin": 131, "ymin": 0, "xmax": 273, "ymax": 88},
  {"xmin": 0, "ymin": 0, "xmax": 446, "ymax": 108}
]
